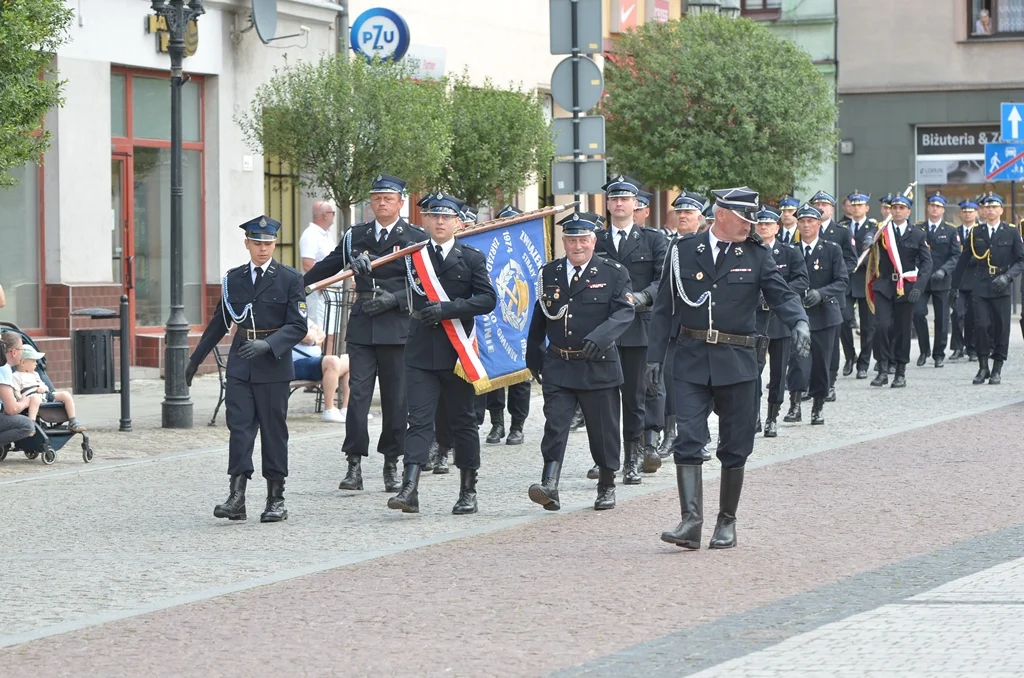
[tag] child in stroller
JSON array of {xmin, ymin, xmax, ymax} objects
[{"xmin": 12, "ymin": 345, "xmax": 86, "ymax": 432}]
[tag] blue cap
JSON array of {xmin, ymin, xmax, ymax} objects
[
  {"xmin": 421, "ymin": 191, "xmax": 463, "ymax": 216},
  {"xmin": 557, "ymin": 212, "xmax": 598, "ymax": 235},
  {"xmin": 959, "ymin": 199, "xmax": 978, "ymax": 211},
  {"xmin": 889, "ymin": 194, "xmax": 912, "ymax": 208},
  {"xmin": 703, "ymin": 204, "xmax": 716, "ymax": 219},
  {"xmin": 602, "ymin": 175, "xmax": 640, "ymax": 198},
  {"xmin": 979, "ymin": 192, "xmax": 1004, "ymax": 206},
  {"xmin": 927, "ymin": 192, "xmax": 947, "ymax": 206},
  {"xmin": 777, "ymin": 196, "xmax": 799, "ymax": 210},
  {"xmin": 795, "ymin": 203, "xmax": 823, "ymax": 220},
  {"xmin": 496, "ymin": 204, "xmax": 523, "ymax": 218},
  {"xmin": 880, "ymin": 193, "xmax": 894, "ymax": 206},
  {"xmin": 846, "ymin": 190, "xmax": 870, "ymax": 205},
  {"xmin": 810, "ymin": 190, "xmax": 836, "ymax": 206},
  {"xmin": 577, "ymin": 211, "xmax": 605, "ymax": 229},
  {"xmin": 240, "ymin": 215, "xmax": 280, "ymax": 242},
  {"xmin": 672, "ymin": 191, "xmax": 705, "ymax": 212},
  {"xmin": 369, "ymin": 173, "xmax": 406, "ymax": 194},
  {"xmin": 635, "ymin": 190, "xmax": 653, "ymax": 209},
  {"xmin": 460, "ymin": 203, "xmax": 478, "ymax": 224},
  {"xmin": 712, "ymin": 186, "xmax": 759, "ymax": 223},
  {"xmin": 757, "ymin": 206, "xmax": 781, "ymax": 223}
]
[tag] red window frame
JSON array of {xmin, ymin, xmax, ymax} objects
[{"xmin": 740, "ymin": 0, "xmax": 782, "ymax": 20}]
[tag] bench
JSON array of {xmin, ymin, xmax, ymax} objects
[{"xmin": 207, "ymin": 346, "xmax": 323, "ymax": 427}]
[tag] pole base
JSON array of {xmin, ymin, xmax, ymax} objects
[{"xmin": 162, "ymin": 401, "xmax": 194, "ymax": 429}]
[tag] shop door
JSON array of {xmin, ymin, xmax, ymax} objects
[{"xmin": 111, "ymin": 153, "xmax": 137, "ymax": 356}]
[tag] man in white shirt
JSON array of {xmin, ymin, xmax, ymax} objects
[
  {"xmin": 299, "ymin": 200, "xmax": 337, "ymax": 327},
  {"xmin": 292, "ymin": 321, "xmax": 350, "ymax": 423}
]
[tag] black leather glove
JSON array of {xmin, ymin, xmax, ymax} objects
[
  {"xmin": 581, "ymin": 340, "xmax": 602, "ymax": 360},
  {"xmin": 991, "ymin": 274, "xmax": 1011, "ymax": 294},
  {"xmin": 645, "ymin": 362, "xmax": 662, "ymax": 396},
  {"xmin": 185, "ymin": 362, "xmax": 198, "ymax": 387},
  {"xmin": 907, "ymin": 288, "xmax": 922, "ymax": 304},
  {"xmin": 632, "ymin": 290, "xmax": 652, "ymax": 309},
  {"xmin": 948, "ymin": 288, "xmax": 960, "ymax": 305},
  {"xmin": 416, "ymin": 303, "xmax": 444, "ymax": 325},
  {"xmin": 349, "ymin": 252, "xmax": 373, "ymax": 278},
  {"xmin": 802, "ymin": 289, "xmax": 823, "ymax": 308},
  {"xmin": 238, "ymin": 339, "xmax": 272, "ymax": 360},
  {"xmin": 930, "ymin": 269, "xmax": 946, "ymax": 284},
  {"xmin": 530, "ymin": 367, "xmax": 543, "ymax": 385},
  {"xmin": 792, "ymin": 320, "xmax": 811, "ymax": 359},
  {"xmin": 363, "ymin": 289, "xmax": 398, "ymax": 316}
]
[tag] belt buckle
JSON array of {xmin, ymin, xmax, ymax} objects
[
  {"xmin": 989, "ymin": 264, "xmax": 998, "ymax": 276},
  {"xmin": 706, "ymin": 329, "xmax": 719, "ymax": 345},
  {"xmin": 761, "ymin": 302, "xmax": 770, "ymax": 312},
  {"xmin": 891, "ymin": 273, "xmax": 899, "ymax": 282},
  {"xmin": 246, "ymin": 329, "xmax": 256, "ymax": 341}
]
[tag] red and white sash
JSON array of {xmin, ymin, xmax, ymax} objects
[
  {"xmin": 410, "ymin": 247, "xmax": 489, "ymax": 387},
  {"xmin": 881, "ymin": 224, "xmax": 918, "ymax": 296}
]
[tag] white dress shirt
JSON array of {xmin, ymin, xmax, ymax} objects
[
  {"xmin": 250, "ymin": 260, "xmax": 270, "ymax": 285},
  {"xmin": 566, "ymin": 257, "xmax": 593, "ymax": 287},
  {"xmin": 707, "ymin": 227, "xmax": 730, "ymax": 263},
  {"xmin": 375, "ymin": 218, "xmax": 400, "ymax": 241},
  {"xmin": 430, "ymin": 238, "xmax": 456, "ymax": 260}
]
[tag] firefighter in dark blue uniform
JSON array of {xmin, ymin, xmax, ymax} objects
[
  {"xmin": 754, "ymin": 206, "xmax": 808, "ymax": 437},
  {"xmin": 647, "ymin": 187, "xmax": 810, "ymax": 550},
  {"xmin": 634, "ymin": 189, "xmax": 653, "ymax": 226},
  {"xmin": 874, "ymin": 193, "xmax": 897, "ymax": 377},
  {"xmin": 387, "ymin": 192, "xmax": 497, "ymax": 515},
  {"xmin": 526, "ymin": 212, "xmax": 635, "ymax": 511},
  {"xmin": 949, "ymin": 200, "xmax": 979, "ymax": 361},
  {"xmin": 912, "ymin": 192, "xmax": 961, "ymax": 368},
  {"xmin": 951, "ymin": 192, "xmax": 1024, "ymax": 385},
  {"xmin": 187, "ymin": 216, "xmax": 308, "ymax": 523},
  {"xmin": 779, "ymin": 196, "xmax": 812, "ymax": 423},
  {"xmin": 593, "ymin": 176, "xmax": 667, "ymax": 483},
  {"xmin": 838, "ymin": 191, "xmax": 878, "ymax": 379},
  {"xmin": 794, "ymin": 204, "xmax": 849, "ymax": 425}
]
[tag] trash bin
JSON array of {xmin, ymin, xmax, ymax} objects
[{"xmin": 70, "ymin": 308, "xmax": 120, "ymax": 395}]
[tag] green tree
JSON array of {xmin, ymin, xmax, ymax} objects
[
  {"xmin": 0, "ymin": 0, "xmax": 73, "ymax": 187},
  {"xmin": 439, "ymin": 72, "xmax": 554, "ymax": 209},
  {"xmin": 602, "ymin": 13, "xmax": 837, "ymax": 198},
  {"xmin": 237, "ymin": 55, "xmax": 451, "ymax": 228}
]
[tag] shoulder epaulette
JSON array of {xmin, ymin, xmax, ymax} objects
[{"xmin": 461, "ymin": 243, "xmax": 483, "ymax": 253}]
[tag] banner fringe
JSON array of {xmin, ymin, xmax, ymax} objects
[{"xmin": 455, "ymin": 364, "xmax": 532, "ymax": 395}]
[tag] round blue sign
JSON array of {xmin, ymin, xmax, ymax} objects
[{"xmin": 349, "ymin": 8, "xmax": 411, "ymax": 62}]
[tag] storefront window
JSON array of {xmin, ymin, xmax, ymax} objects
[
  {"xmin": 0, "ymin": 164, "xmax": 42, "ymax": 328},
  {"xmin": 111, "ymin": 73, "xmax": 126, "ymax": 137}
]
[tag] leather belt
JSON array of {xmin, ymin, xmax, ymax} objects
[
  {"xmin": 679, "ymin": 326, "xmax": 757, "ymax": 348},
  {"xmin": 547, "ymin": 345, "xmax": 587, "ymax": 360},
  {"xmin": 354, "ymin": 292, "xmax": 376, "ymax": 301},
  {"xmin": 242, "ymin": 328, "xmax": 278, "ymax": 340}
]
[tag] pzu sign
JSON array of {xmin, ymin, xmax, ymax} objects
[{"xmin": 350, "ymin": 8, "xmax": 411, "ymax": 62}]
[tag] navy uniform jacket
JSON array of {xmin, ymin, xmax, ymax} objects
[
  {"xmin": 526, "ymin": 256, "xmax": 635, "ymax": 390},
  {"xmin": 594, "ymin": 224, "xmax": 667, "ymax": 347},
  {"xmin": 648, "ymin": 230, "xmax": 808, "ymax": 387},
  {"xmin": 304, "ymin": 219, "xmax": 429, "ymax": 345},
  {"xmin": 916, "ymin": 221, "xmax": 962, "ymax": 292},
  {"xmin": 756, "ymin": 240, "xmax": 808, "ymax": 340},
  {"xmin": 955, "ymin": 224, "xmax": 976, "ymax": 292},
  {"xmin": 871, "ymin": 224, "xmax": 933, "ymax": 303},
  {"xmin": 847, "ymin": 219, "xmax": 878, "ymax": 299},
  {"xmin": 819, "ymin": 219, "xmax": 858, "ymax": 279},
  {"xmin": 191, "ymin": 260, "xmax": 308, "ymax": 384},
  {"xmin": 405, "ymin": 242, "xmax": 497, "ymax": 371},
  {"xmin": 951, "ymin": 222, "xmax": 1024, "ymax": 299},
  {"xmin": 798, "ymin": 239, "xmax": 849, "ymax": 330}
]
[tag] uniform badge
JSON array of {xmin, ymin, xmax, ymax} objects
[
  {"xmin": 696, "ymin": 271, "xmax": 704, "ymax": 280},
  {"xmin": 696, "ymin": 243, "xmax": 706, "ymax": 254},
  {"xmin": 546, "ymin": 301, "xmax": 552, "ymax": 308},
  {"xmin": 414, "ymin": 277, "xmax": 421, "ymax": 285},
  {"xmin": 554, "ymin": 290, "xmax": 560, "ymax": 299},
  {"xmin": 298, "ymin": 301, "xmax": 308, "ymax": 318},
  {"xmin": 589, "ymin": 267, "xmax": 598, "ymax": 275},
  {"xmin": 588, "ymin": 283, "xmax": 606, "ymax": 288},
  {"xmin": 735, "ymin": 246, "xmax": 743, "ymax": 257},
  {"xmin": 396, "ymin": 226, "xmax": 403, "ymax": 235},
  {"xmin": 813, "ymin": 259, "xmax": 820, "ymax": 270},
  {"xmin": 625, "ymin": 293, "xmax": 634, "ymax": 304}
]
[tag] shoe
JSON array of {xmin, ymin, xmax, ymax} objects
[
  {"xmin": 709, "ymin": 466, "xmax": 744, "ymax": 549},
  {"xmin": 387, "ymin": 464, "xmax": 421, "ymax": 513},
  {"xmin": 763, "ymin": 403, "xmax": 779, "ymax": 438},
  {"xmin": 339, "ymin": 407, "xmax": 347, "ymax": 422},
  {"xmin": 783, "ymin": 391, "xmax": 801, "ymax": 422},
  {"xmin": 586, "ymin": 464, "xmax": 600, "ymax": 480},
  {"xmin": 973, "ymin": 358, "xmax": 990, "ymax": 385},
  {"xmin": 890, "ymin": 364, "xmax": 907, "ymax": 388},
  {"xmin": 755, "ymin": 417, "xmax": 762, "ymax": 434},
  {"xmin": 870, "ymin": 364, "xmax": 888, "ymax": 387},
  {"xmin": 658, "ymin": 415, "xmax": 676, "ymax": 458},
  {"xmin": 594, "ymin": 468, "xmax": 616, "ymax": 510},
  {"xmin": 506, "ymin": 422, "xmax": 525, "ymax": 445},
  {"xmin": 824, "ymin": 387, "xmax": 836, "ymax": 403},
  {"xmin": 810, "ymin": 397, "xmax": 825, "ymax": 425},
  {"xmin": 660, "ymin": 464, "xmax": 702, "ymax": 549},
  {"xmin": 701, "ymin": 445, "xmax": 713, "ymax": 462},
  {"xmin": 427, "ymin": 440, "xmax": 439, "ymax": 471},
  {"xmin": 321, "ymin": 408, "xmax": 345, "ymax": 423},
  {"xmin": 950, "ymin": 349, "xmax": 964, "ymax": 362},
  {"xmin": 452, "ymin": 468, "xmax": 478, "ymax": 515},
  {"xmin": 338, "ymin": 454, "xmax": 363, "ymax": 491},
  {"xmin": 528, "ymin": 460, "xmax": 560, "ymax": 511},
  {"xmin": 934, "ymin": 357, "xmax": 944, "ymax": 368},
  {"xmin": 67, "ymin": 418, "xmax": 87, "ymax": 433},
  {"xmin": 214, "ymin": 475, "xmax": 247, "ymax": 520},
  {"xmin": 989, "ymin": 359, "xmax": 1003, "ymax": 385},
  {"xmin": 569, "ymin": 405, "xmax": 585, "ymax": 431},
  {"xmin": 842, "ymin": 358, "xmax": 854, "ymax": 376},
  {"xmin": 260, "ymin": 478, "xmax": 288, "ymax": 523},
  {"xmin": 917, "ymin": 354, "xmax": 928, "ymax": 367},
  {"xmin": 433, "ymin": 446, "xmax": 451, "ymax": 474},
  {"xmin": 641, "ymin": 431, "xmax": 662, "ymax": 473},
  {"xmin": 856, "ymin": 368, "xmax": 869, "ymax": 379},
  {"xmin": 623, "ymin": 442, "xmax": 643, "ymax": 485},
  {"xmin": 383, "ymin": 456, "xmax": 400, "ymax": 492},
  {"xmin": 967, "ymin": 351, "xmax": 977, "ymax": 362},
  {"xmin": 485, "ymin": 411, "xmax": 505, "ymax": 444},
  {"xmin": 800, "ymin": 390, "xmax": 812, "ymax": 402},
  {"xmin": 886, "ymin": 364, "xmax": 896, "ymax": 375}
]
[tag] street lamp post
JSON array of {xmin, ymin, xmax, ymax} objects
[{"xmin": 151, "ymin": 0, "xmax": 204, "ymax": 429}]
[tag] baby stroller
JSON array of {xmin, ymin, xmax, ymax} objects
[{"xmin": 0, "ymin": 322, "xmax": 94, "ymax": 465}]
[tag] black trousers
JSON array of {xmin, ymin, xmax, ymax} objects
[
  {"xmin": 950, "ymin": 292, "xmax": 975, "ymax": 353},
  {"xmin": 644, "ymin": 343, "xmax": 676, "ymax": 431},
  {"xmin": 913, "ymin": 291, "xmax": 950, "ymax": 359},
  {"xmin": 435, "ymin": 399, "xmax": 452, "ymax": 448},
  {"xmin": 406, "ymin": 367, "xmax": 479, "ymax": 470},
  {"xmin": 342, "ymin": 343, "xmax": 407, "ymax": 459},
  {"xmin": 618, "ymin": 345, "xmax": 647, "ymax": 443},
  {"xmin": 840, "ymin": 297, "xmax": 875, "ymax": 370},
  {"xmin": 873, "ymin": 295, "xmax": 913, "ymax": 366},
  {"xmin": 476, "ymin": 382, "xmax": 532, "ymax": 425},
  {"xmin": 786, "ymin": 344, "xmax": 810, "ymax": 392},
  {"xmin": 671, "ymin": 378, "xmax": 755, "ymax": 469},
  {"xmin": 757, "ymin": 337, "xmax": 791, "ymax": 405},
  {"xmin": 809, "ymin": 326, "xmax": 839, "ymax": 398},
  {"xmin": 541, "ymin": 383, "xmax": 621, "ymax": 470},
  {"xmin": 829, "ymin": 330, "xmax": 841, "ymax": 387},
  {"xmin": 973, "ymin": 295, "xmax": 1011, "ymax": 361},
  {"xmin": 225, "ymin": 377, "xmax": 289, "ymax": 480}
]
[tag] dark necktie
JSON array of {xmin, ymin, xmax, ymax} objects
[
  {"xmin": 804, "ymin": 245, "xmax": 813, "ymax": 261},
  {"xmin": 253, "ymin": 266, "xmax": 263, "ymax": 287},
  {"xmin": 434, "ymin": 244, "xmax": 444, "ymax": 262},
  {"xmin": 572, "ymin": 266, "xmax": 582, "ymax": 285},
  {"xmin": 852, "ymin": 221, "xmax": 859, "ymax": 238},
  {"xmin": 378, "ymin": 228, "xmax": 389, "ymax": 245},
  {"xmin": 617, "ymin": 230, "xmax": 627, "ymax": 253},
  {"xmin": 715, "ymin": 241, "xmax": 729, "ymax": 271}
]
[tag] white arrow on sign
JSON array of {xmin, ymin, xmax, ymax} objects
[{"xmin": 1010, "ymin": 106, "xmax": 1022, "ymax": 139}]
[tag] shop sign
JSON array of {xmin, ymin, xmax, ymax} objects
[
  {"xmin": 146, "ymin": 15, "xmax": 199, "ymax": 57},
  {"xmin": 916, "ymin": 124, "xmax": 1001, "ymax": 157}
]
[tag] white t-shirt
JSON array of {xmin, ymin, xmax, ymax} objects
[
  {"xmin": 299, "ymin": 223, "xmax": 336, "ymax": 264},
  {"xmin": 0, "ymin": 365, "xmax": 15, "ymax": 413}
]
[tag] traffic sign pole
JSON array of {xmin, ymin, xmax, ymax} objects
[{"xmin": 571, "ymin": 0, "xmax": 581, "ymax": 205}]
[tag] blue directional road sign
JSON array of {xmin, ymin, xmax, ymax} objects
[
  {"xmin": 1001, "ymin": 103, "xmax": 1024, "ymax": 141},
  {"xmin": 350, "ymin": 8, "xmax": 410, "ymax": 62},
  {"xmin": 985, "ymin": 142, "xmax": 1024, "ymax": 181}
]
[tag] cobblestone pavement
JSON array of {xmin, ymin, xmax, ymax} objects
[{"xmin": 2, "ymin": 336, "xmax": 1024, "ymax": 676}]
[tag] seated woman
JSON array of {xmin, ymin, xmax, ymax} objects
[
  {"xmin": 0, "ymin": 331, "xmax": 40, "ymax": 446},
  {"xmin": 12, "ymin": 346, "xmax": 86, "ymax": 432},
  {"xmin": 292, "ymin": 321, "xmax": 350, "ymax": 423}
]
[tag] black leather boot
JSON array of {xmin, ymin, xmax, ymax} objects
[
  {"xmin": 452, "ymin": 468, "xmax": 478, "ymax": 514},
  {"xmin": 989, "ymin": 359, "xmax": 1003, "ymax": 385},
  {"xmin": 641, "ymin": 430, "xmax": 662, "ymax": 473},
  {"xmin": 506, "ymin": 421, "xmax": 525, "ymax": 445},
  {"xmin": 890, "ymin": 364, "xmax": 907, "ymax": 388},
  {"xmin": 658, "ymin": 415, "xmax": 676, "ymax": 458},
  {"xmin": 387, "ymin": 464, "xmax": 421, "ymax": 513},
  {"xmin": 800, "ymin": 390, "xmax": 812, "ymax": 401},
  {"xmin": 660, "ymin": 464, "xmax": 702, "ymax": 549},
  {"xmin": 382, "ymin": 456, "xmax": 400, "ymax": 492},
  {"xmin": 783, "ymin": 391, "xmax": 802, "ymax": 422},
  {"xmin": 338, "ymin": 454, "xmax": 363, "ymax": 491},
  {"xmin": 569, "ymin": 404, "xmax": 585, "ymax": 431},
  {"xmin": 709, "ymin": 466, "xmax": 744, "ymax": 549},
  {"xmin": 916, "ymin": 353, "xmax": 928, "ymax": 367},
  {"xmin": 528, "ymin": 460, "xmax": 561, "ymax": 510},
  {"xmin": 586, "ymin": 464, "xmax": 600, "ymax": 480},
  {"xmin": 594, "ymin": 467, "xmax": 616, "ymax": 510},
  {"xmin": 260, "ymin": 478, "xmax": 287, "ymax": 523},
  {"xmin": 755, "ymin": 416, "xmax": 762, "ymax": 434},
  {"xmin": 623, "ymin": 442, "xmax": 643, "ymax": 485},
  {"xmin": 427, "ymin": 440, "xmax": 440, "ymax": 470},
  {"xmin": 973, "ymin": 357, "xmax": 990, "ymax": 384},
  {"xmin": 763, "ymin": 403, "xmax": 780, "ymax": 438},
  {"xmin": 950, "ymin": 348, "xmax": 964, "ymax": 361},
  {"xmin": 870, "ymin": 363, "xmax": 889, "ymax": 387},
  {"xmin": 214, "ymin": 475, "xmax": 247, "ymax": 520},
  {"xmin": 886, "ymin": 363, "xmax": 896, "ymax": 374},
  {"xmin": 485, "ymin": 410, "xmax": 505, "ymax": 444},
  {"xmin": 825, "ymin": 386, "xmax": 836, "ymax": 402},
  {"xmin": 433, "ymin": 446, "xmax": 450, "ymax": 474},
  {"xmin": 811, "ymin": 397, "xmax": 825, "ymax": 425}
]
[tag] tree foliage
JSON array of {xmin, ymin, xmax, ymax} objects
[
  {"xmin": 603, "ymin": 13, "xmax": 837, "ymax": 198},
  {"xmin": 439, "ymin": 72, "xmax": 554, "ymax": 208},
  {"xmin": 237, "ymin": 55, "xmax": 452, "ymax": 227},
  {"xmin": 0, "ymin": 0, "xmax": 73, "ymax": 187}
]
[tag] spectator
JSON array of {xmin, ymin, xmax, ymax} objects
[
  {"xmin": 12, "ymin": 346, "xmax": 86, "ymax": 432},
  {"xmin": 0, "ymin": 282, "xmax": 6, "ymax": 308},
  {"xmin": 0, "ymin": 332, "xmax": 39, "ymax": 446},
  {"xmin": 976, "ymin": 9, "xmax": 992, "ymax": 35},
  {"xmin": 300, "ymin": 200, "xmax": 338, "ymax": 327},
  {"xmin": 293, "ymin": 321, "xmax": 351, "ymax": 423}
]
